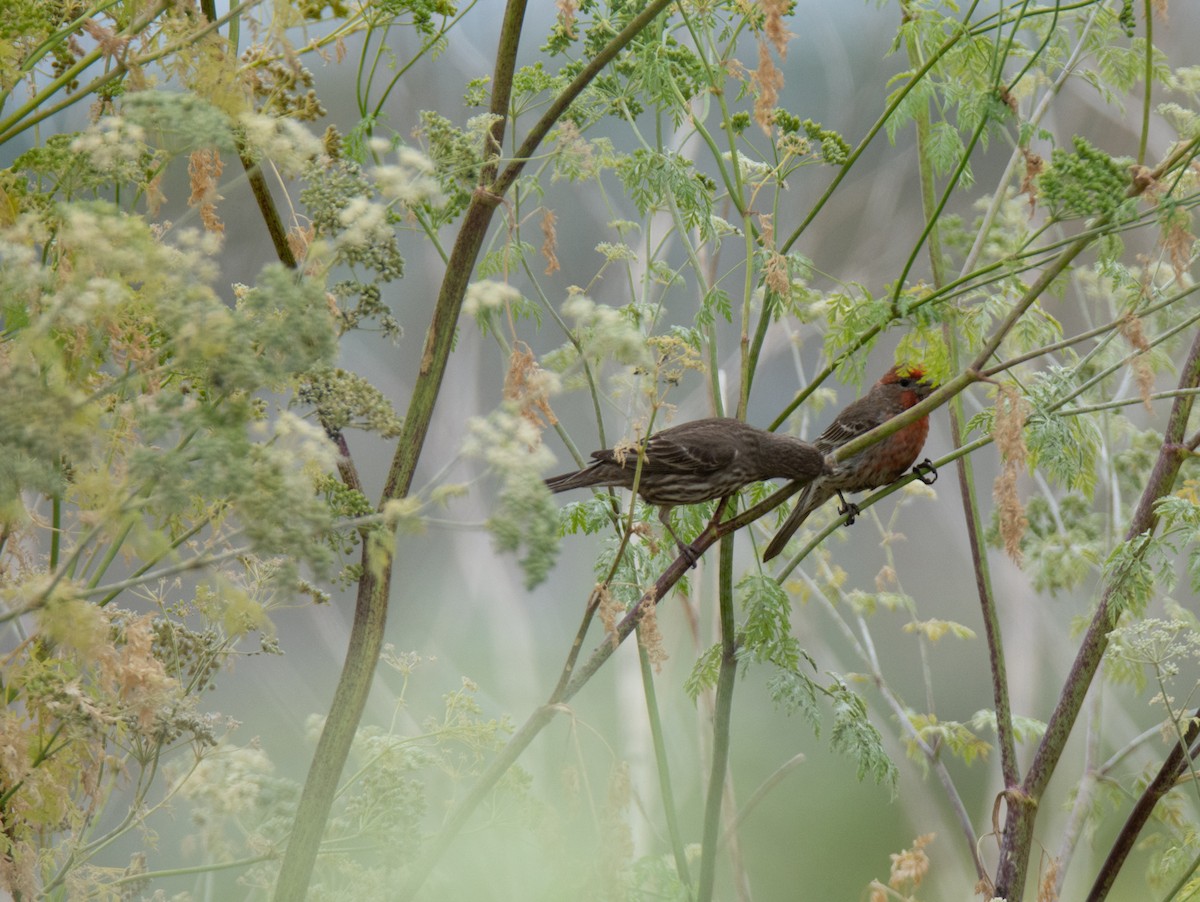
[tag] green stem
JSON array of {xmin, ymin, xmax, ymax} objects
[
  {"xmin": 49, "ymin": 496, "xmax": 61, "ymax": 571},
  {"xmin": 1138, "ymin": 0, "xmax": 1153, "ymax": 166},
  {"xmin": 106, "ymin": 852, "xmax": 277, "ymax": 888},
  {"xmin": 637, "ymin": 638, "xmax": 693, "ymax": 896},
  {"xmin": 83, "ymin": 520, "xmax": 133, "ymax": 589},
  {"xmin": 1163, "ymin": 849, "xmax": 1200, "ymax": 902},
  {"xmin": 95, "ymin": 518, "xmax": 212, "ymax": 607},
  {"xmin": 902, "ymin": 2, "xmax": 1020, "ymax": 830},
  {"xmin": 239, "ymin": 156, "xmax": 297, "ymax": 269},
  {"xmin": 886, "ymin": 111, "xmax": 988, "ymax": 309},
  {"xmin": 272, "ymin": 561, "xmax": 390, "ymax": 901},
  {"xmin": 697, "ymin": 533, "xmax": 737, "ymax": 902}
]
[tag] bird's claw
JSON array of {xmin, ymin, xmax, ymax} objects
[
  {"xmin": 912, "ymin": 458, "xmax": 938, "ymax": 485},
  {"xmin": 676, "ymin": 542, "xmax": 699, "ymax": 569},
  {"xmin": 837, "ymin": 500, "xmax": 861, "ymax": 526}
]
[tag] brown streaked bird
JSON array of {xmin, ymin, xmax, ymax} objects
[
  {"xmin": 762, "ymin": 365, "xmax": 937, "ymax": 563},
  {"xmin": 546, "ymin": 417, "xmax": 827, "ymax": 561}
]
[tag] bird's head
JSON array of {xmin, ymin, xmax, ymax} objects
[{"xmin": 879, "ymin": 364, "xmax": 935, "ymax": 408}]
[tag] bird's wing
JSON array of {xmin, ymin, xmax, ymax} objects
[
  {"xmin": 643, "ymin": 430, "xmax": 736, "ymax": 473},
  {"xmin": 591, "ymin": 427, "xmax": 735, "ymax": 474},
  {"xmin": 814, "ymin": 398, "xmax": 891, "ymax": 452}
]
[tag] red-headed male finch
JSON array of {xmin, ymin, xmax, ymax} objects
[
  {"xmin": 545, "ymin": 417, "xmax": 827, "ymax": 562},
  {"xmin": 761, "ymin": 365, "xmax": 937, "ymax": 563}
]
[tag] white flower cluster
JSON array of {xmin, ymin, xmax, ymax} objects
[
  {"xmin": 374, "ymin": 144, "xmax": 445, "ymax": 209},
  {"xmin": 171, "ymin": 225, "xmax": 225, "ymax": 266},
  {"xmin": 467, "ymin": 113, "xmax": 503, "ymax": 155},
  {"xmin": 174, "ymin": 743, "xmax": 275, "ymax": 816},
  {"xmin": 56, "ymin": 205, "xmax": 159, "ymax": 280},
  {"xmin": 239, "ymin": 112, "xmax": 324, "ymax": 177},
  {"xmin": 333, "ymin": 196, "xmax": 393, "ymax": 255},
  {"xmin": 561, "ymin": 293, "xmax": 651, "ymax": 367},
  {"xmin": 721, "ymin": 150, "xmax": 773, "ymax": 183},
  {"xmin": 462, "ymin": 407, "xmax": 554, "ymax": 473},
  {"xmin": 58, "ymin": 276, "xmax": 126, "ymax": 325},
  {"xmin": 259, "ymin": 410, "xmax": 341, "ymax": 475},
  {"xmin": 709, "ymin": 215, "xmax": 741, "ymax": 237},
  {"xmin": 0, "ymin": 236, "xmax": 48, "ymax": 307},
  {"xmin": 462, "ymin": 279, "xmax": 521, "ymax": 317},
  {"xmin": 70, "ymin": 116, "xmax": 149, "ymax": 178}
]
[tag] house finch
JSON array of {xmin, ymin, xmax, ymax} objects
[
  {"xmin": 546, "ymin": 417, "xmax": 826, "ymax": 560},
  {"xmin": 761, "ymin": 365, "xmax": 937, "ymax": 562}
]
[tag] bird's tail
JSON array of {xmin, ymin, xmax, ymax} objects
[
  {"xmin": 545, "ymin": 465, "xmax": 603, "ymax": 494},
  {"xmin": 761, "ymin": 482, "xmax": 827, "ymax": 562}
]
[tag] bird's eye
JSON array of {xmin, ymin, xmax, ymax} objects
[{"xmin": 899, "ymin": 377, "xmax": 913, "ymax": 388}]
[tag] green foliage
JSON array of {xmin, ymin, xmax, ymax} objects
[
  {"xmin": 1038, "ymin": 136, "xmax": 1134, "ymax": 221},
  {"xmin": 765, "ymin": 666, "xmax": 821, "ymax": 730},
  {"xmin": 13, "ymin": 130, "xmax": 159, "ymax": 201},
  {"xmin": 0, "ymin": 132, "xmax": 348, "ymax": 890},
  {"xmin": 238, "ymin": 264, "xmax": 338, "ymax": 382},
  {"xmin": 1157, "ymin": 493, "xmax": 1200, "ymax": 593},
  {"xmin": 1024, "ymin": 368, "xmax": 1102, "ymax": 495},
  {"xmin": 169, "ymin": 664, "xmax": 517, "ymax": 899},
  {"xmin": 693, "ymin": 570, "xmax": 897, "ymax": 788},
  {"xmin": 463, "ymin": 407, "xmax": 562, "ymax": 588},
  {"xmin": 616, "ymin": 149, "xmax": 716, "ymax": 240},
  {"xmin": 302, "ymin": 158, "xmax": 405, "ymax": 279},
  {"xmin": 415, "ymin": 110, "xmax": 482, "ymax": 215},
  {"xmin": 821, "ymin": 285, "xmax": 887, "ymax": 376},
  {"xmin": 828, "ymin": 678, "xmax": 898, "ymax": 788},
  {"xmin": 902, "ymin": 618, "xmax": 976, "ymax": 642},
  {"xmin": 122, "ymin": 91, "xmax": 237, "ymax": 154},
  {"xmin": 1103, "ymin": 532, "xmax": 1173, "ymax": 619},
  {"xmin": 0, "ymin": 604, "xmax": 229, "ymax": 894},
  {"xmin": 623, "ymin": 852, "xmax": 694, "ymax": 902},
  {"xmin": 986, "ymin": 494, "xmax": 1104, "ymax": 595},
  {"xmin": 0, "ymin": 201, "xmax": 339, "ymax": 565},
  {"xmin": 558, "ymin": 294, "xmax": 654, "ymax": 371},
  {"xmin": 479, "ymin": 240, "xmax": 537, "ymax": 278},
  {"xmin": 894, "ymin": 323, "xmax": 951, "ymax": 386},
  {"xmin": 970, "ymin": 709, "xmax": 1047, "ymax": 746},
  {"xmin": 800, "ymin": 117, "xmax": 850, "ymax": 165},
  {"xmin": 738, "ymin": 573, "xmax": 801, "ymax": 669},
  {"xmin": 906, "ymin": 713, "xmax": 991, "ymax": 766},
  {"xmin": 299, "ymin": 367, "xmax": 405, "ymax": 438},
  {"xmin": 684, "ymin": 643, "xmax": 723, "ymax": 701}
]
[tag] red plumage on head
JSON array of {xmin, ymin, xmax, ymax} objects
[{"xmin": 879, "ymin": 363, "xmax": 928, "ymax": 384}]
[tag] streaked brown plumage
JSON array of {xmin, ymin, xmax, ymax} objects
[
  {"xmin": 546, "ymin": 417, "xmax": 827, "ymax": 558},
  {"xmin": 762, "ymin": 365, "xmax": 937, "ymax": 563}
]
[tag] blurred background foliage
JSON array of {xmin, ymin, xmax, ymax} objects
[{"xmin": 2, "ymin": 0, "xmax": 1200, "ymax": 900}]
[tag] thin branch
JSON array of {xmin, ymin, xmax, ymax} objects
[
  {"xmin": 1085, "ymin": 706, "xmax": 1200, "ymax": 901},
  {"xmin": 994, "ymin": 326, "xmax": 1200, "ymax": 897},
  {"xmin": 638, "ymin": 640, "xmax": 693, "ymax": 894},
  {"xmin": 697, "ymin": 535, "xmax": 739, "ymax": 902}
]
